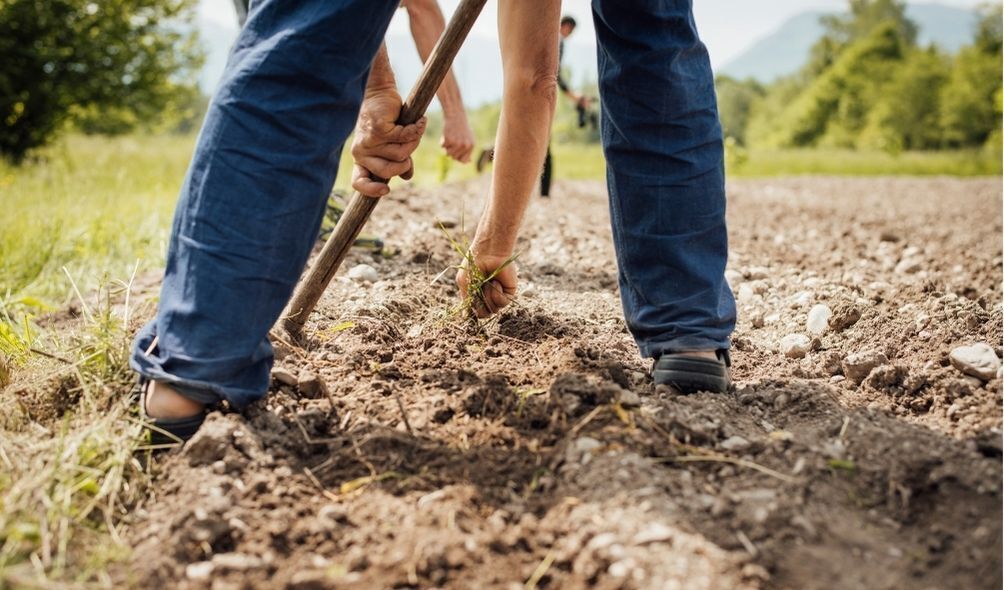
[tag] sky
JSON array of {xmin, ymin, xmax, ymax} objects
[{"xmin": 196, "ymin": 0, "xmax": 987, "ymax": 104}]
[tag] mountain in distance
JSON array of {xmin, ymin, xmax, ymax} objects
[{"xmin": 718, "ymin": 3, "xmax": 979, "ymax": 82}]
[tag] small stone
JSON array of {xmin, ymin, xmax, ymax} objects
[
  {"xmin": 574, "ymin": 437, "xmax": 602, "ymax": 453},
  {"xmin": 806, "ymin": 304, "xmax": 832, "ymax": 335},
  {"xmin": 829, "ymin": 304, "xmax": 862, "ymax": 332},
  {"xmin": 750, "ymin": 313, "xmax": 765, "ymax": 329},
  {"xmin": 632, "ymin": 523, "xmax": 674, "ymax": 545},
  {"xmin": 720, "ymin": 435, "xmax": 751, "ymax": 452},
  {"xmin": 780, "ymin": 334, "xmax": 811, "ymax": 359},
  {"xmin": 586, "ymin": 532, "xmax": 618, "ymax": 551},
  {"xmin": 212, "ymin": 552, "xmax": 264, "ymax": 571},
  {"xmin": 830, "ymin": 375, "xmax": 846, "ymax": 384},
  {"xmin": 271, "ymin": 367, "xmax": 297, "ymax": 387},
  {"xmin": 437, "ymin": 219, "xmax": 458, "ymax": 229},
  {"xmin": 746, "ymin": 267, "xmax": 769, "ymax": 280},
  {"xmin": 842, "ymin": 351, "xmax": 889, "ymax": 385},
  {"xmin": 895, "ymin": 258, "xmax": 923, "ymax": 274},
  {"xmin": 347, "ymin": 263, "xmax": 379, "ymax": 283},
  {"xmin": 297, "ymin": 371, "xmax": 326, "ymax": 399},
  {"xmin": 737, "ymin": 283, "xmax": 756, "ymax": 303},
  {"xmin": 608, "ymin": 559, "xmax": 636, "ymax": 579},
  {"xmin": 949, "ymin": 343, "xmax": 1001, "ymax": 381},
  {"xmin": 792, "ymin": 291, "xmax": 812, "ymax": 308},
  {"xmin": 725, "ymin": 269, "xmax": 744, "ymax": 286},
  {"xmin": 288, "ymin": 570, "xmax": 330, "ymax": 590},
  {"xmin": 318, "ymin": 504, "xmax": 348, "ymax": 528},
  {"xmin": 186, "ymin": 561, "xmax": 214, "ymax": 581},
  {"xmin": 520, "ymin": 283, "xmax": 537, "ymax": 298},
  {"xmin": 617, "ymin": 389, "xmax": 642, "ymax": 408},
  {"xmin": 741, "ymin": 563, "xmax": 771, "ymax": 582}
]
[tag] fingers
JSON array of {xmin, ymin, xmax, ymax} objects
[
  {"xmin": 441, "ymin": 136, "xmax": 474, "ymax": 163},
  {"xmin": 473, "ymin": 281, "xmax": 515, "ymax": 318},
  {"xmin": 380, "ymin": 116, "xmax": 427, "ymax": 145},
  {"xmin": 352, "ymin": 164, "xmax": 390, "ymax": 197},
  {"xmin": 353, "ymin": 154, "xmax": 415, "ymax": 183}
]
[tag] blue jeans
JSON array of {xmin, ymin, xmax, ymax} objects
[
  {"xmin": 130, "ymin": 0, "xmax": 399, "ymax": 407},
  {"xmin": 130, "ymin": 0, "xmax": 735, "ymax": 409},
  {"xmin": 593, "ymin": 0, "xmax": 736, "ymax": 358}
]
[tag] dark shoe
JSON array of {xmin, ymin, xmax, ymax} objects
[
  {"xmin": 134, "ymin": 378, "xmax": 207, "ymax": 446},
  {"xmin": 652, "ymin": 349, "xmax": 731, "ymax": 394}
]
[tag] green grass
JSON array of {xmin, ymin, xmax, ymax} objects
[
  {"xmin": 0, "ymin": 134, "xmax": 192, "ymax": 311},
  {"xmin": 732, "ymin": 147, "xmax": 1002, "ymax": 177}
]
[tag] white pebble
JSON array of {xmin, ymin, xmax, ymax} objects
[
  {"xmin": 780, "ymin": 334, "xmax": 811, "ymax": 359},
  {"xmin": 186, "ymin": 561, "xmax": 214, "ymax": 581},
  {"xmin": 949, "ymin": 343, "xmax": 1002, "ymax": 381},
  {"xmin": 347, "ymin": 263, "xmax": 379, "ymax": 283},
  {"xmin": 806, "ymin": 304, "xmax": 832, "ymax": 335}
]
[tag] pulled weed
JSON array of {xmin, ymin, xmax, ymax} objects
[{"xmin": 437, "ymin": 219, "xmax": 519, "ymax": 334}]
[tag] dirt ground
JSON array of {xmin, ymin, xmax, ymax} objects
[{"xmin": 120, "ymin": 176, "xmax": 1002, "ymax": 589}]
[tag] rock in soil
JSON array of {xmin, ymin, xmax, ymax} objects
[
  {"xmin": 271, "ymin": 366, "xmax": 297, "ymax": 387},
  {"xmin": 842, "ymin": 351, "xmax": 889, "ymax": 385},
  {"xmin": 949, "ymin": 343, "xmax": 1002, "ymax": 381},
  {"xmin": 297, "ymin": 371, "xmax": 326, "ymax": 398},
  {"xmin": 348, "ymin": 263, "xmax": 379, "ymax": 283},
  {"xmin": 806, "ymin": 304, "xmax": 832, "ymax": 335},
  {"xmin": 780, "ymin": 334, "xmax": 811, "ymax": 358}
]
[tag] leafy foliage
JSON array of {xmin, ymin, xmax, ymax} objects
[
  {"xmin": 717, "ymin": 0, "xmax": 1003, "ymax": 153},
  {"xmin": 0, "ymin": 0, "xmax": 203, "ymax": 162}
]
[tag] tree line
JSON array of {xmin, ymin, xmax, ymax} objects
[{"xmin": 717, "ymin": 0, "xmax": 1003, "ymax": 153}]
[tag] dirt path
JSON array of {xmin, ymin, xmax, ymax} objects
[{"xmin": 123, "ymin": 177, "xmax": 1002, "ymax": 589}]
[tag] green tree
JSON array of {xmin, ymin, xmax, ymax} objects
[
  {"xmin": 714, "ymin": 76, "xmax": 765, "ymax": 145},
  {"xmin": 859, "ymin": 47, "xmax": 949, "ymax": 151},
  {"xmin": 758, "ymin": 22, "xmax": 907, "ymax": 148},
  {"xmin": 0, "ymin": 0, "xmax": 203, "ymax": 162},
  {"xmin": 939, "ymin": 4, "xmax": 1003, "ymax": 148},
  {"xmin": 806, "ymin": 0, "xmax": 917, "ymax": 76}
]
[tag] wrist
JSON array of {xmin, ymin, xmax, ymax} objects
[{"xmin": 471, "ymin": 230, "xmax": 515, "ymax": 259}]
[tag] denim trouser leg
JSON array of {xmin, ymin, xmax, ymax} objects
[
  {"xmin": 130, "ymin": 0, "xmax": 399, "ymax": 408},
  {"xmin": 592, "ymin": 0, "xmax": 736, "ymax": 358}
]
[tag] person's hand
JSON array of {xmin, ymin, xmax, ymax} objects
[
  {"xmin": 351, "ymin": 90, "xmax": 427, "ymax": 197},
  {"xmin": 455, "ymin": 253, "xmax": 518, "ymax": 318},
  {"xmin": 440, "ymin": 110, "xmax": 474, "ymax": 163}
]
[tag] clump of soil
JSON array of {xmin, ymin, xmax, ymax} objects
[{"xmin": 121, "ymin": 177, "xmax": 1001, "ymax": 589}]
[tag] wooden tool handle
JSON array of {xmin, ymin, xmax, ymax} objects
[{"xmin": 282, "ymin": 0, "xmax": 487, "ymax": 334}]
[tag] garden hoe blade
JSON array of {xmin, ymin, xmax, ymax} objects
[{"xmin": 282, "ymin": 0, "xmax": 488, "ymax": 336}]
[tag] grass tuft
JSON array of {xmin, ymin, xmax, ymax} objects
[
  {"xmin": 0, "ymin": 276, "xmax": 149, "ymax": 587},
  {"xmin": 437, "ymin": 219, "xmax": 519, "ymax": 334}
]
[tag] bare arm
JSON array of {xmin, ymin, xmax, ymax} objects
[
  {"xmin": 403, "ymin": 0, "xmax": 475, "ymax": 163},
  {"xmin": 351, "ymin": 44, "xmax": 427, "ymax": 197},
  {"xmin": 457, "ymin": 0, "xmax": 561, "ymax": 316}
]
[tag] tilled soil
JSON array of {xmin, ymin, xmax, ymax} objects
[{"xmin": 122, "ymin": 177, "xmax": 1002, "ymax": 590}]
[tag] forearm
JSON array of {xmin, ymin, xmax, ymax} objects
[
  {"xmin": 365, "ymin": 43, "xmax": 397, "ymax": 98},
  {"xmin": 474, "ymin": 0, "xmax": 560, "ymax": 256},
  {"xmin": 405, "ymin": 0, "xmax": 467, "ymax": 120}
]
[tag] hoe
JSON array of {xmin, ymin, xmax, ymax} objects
[{"xmin": 282, "ymin": 0, "xmax": 487, "ymax": 336}]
